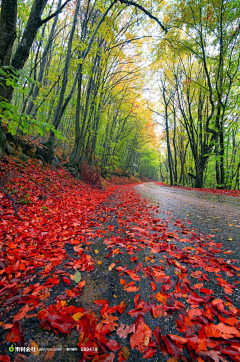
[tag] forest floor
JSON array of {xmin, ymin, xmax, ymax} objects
[{"xmin": 0, "ymin": 156, "xmax": 240, "ymax": 362}]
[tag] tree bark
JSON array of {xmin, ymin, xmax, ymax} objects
[{"xmin": 0, "ymin": 0, "xmax": 17, "ymax": 68}]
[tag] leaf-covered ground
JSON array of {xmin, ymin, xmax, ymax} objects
[{"xmin": 0, "ymin": 157, "xmax": 240, "ymax": 362}]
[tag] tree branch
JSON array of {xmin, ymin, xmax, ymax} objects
[
  {"xmin": 41, "ymin": 0, "xmax": 72, "ymax": 25},
  {"xmin": 83, "ymin": 1, "xmax": 117, "ymax": 60},
  {"xmin": 119, "ymin": 0, "xmax": 167, "ymax": 33},
  {"xmin": 0, "ymin": 186, "xmax": 18, "ymax": 216}
]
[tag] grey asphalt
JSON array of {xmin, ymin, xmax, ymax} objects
[{"xmin": 136, "ymin": 183, "xmax": 240, "ymax": 252}]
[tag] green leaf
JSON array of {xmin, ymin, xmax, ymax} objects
[{"xmin": 74, "ymin": 271, "xmax": 81, "ymax": 283}]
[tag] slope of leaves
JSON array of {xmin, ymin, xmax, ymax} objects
[{"xmin": 0, "ymin": 157, "xmax": 117, "ymax": 353}]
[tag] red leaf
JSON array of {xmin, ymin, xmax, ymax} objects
[
  {"xmin": 125, "ymin": 270, "xmax": 140, "ymax": 281},
  {"xmin": 134, "ymin": 293, "xmax": 140, "ymax": 306},
  {"xmin": 116, "ymin": 300, "xmax": 127, "ymax": 314},
  {"xmin": 168, "ymin": 334, "xmax": 187, "ymax": 345},
  {"xmin": 106, "ymin": 339, "xmax": 121, "ymax": 351},
  {"xmin": 130, "ymin": 317, "xmax": 152, "ymax": 353},
  {"xmin": 198, "ymin": 350, "xmax": 228, "ymax": 362},
  {"xmin": 0, "ymin": 356, "xmax": 11, "ymax": 362},
  {"xmin": 92, "ymin": 353, "xmax": 114, "ymax": 361},
  {"xmin": 93, "ymin": 299, "xmax": 109, "ymax": 306},
  {"xmin": 6, "ymin": 322, "xmax": 22, "ymax": 342},
  {"xmin": 49, "ymin": 315, "xmax": 76, "ymax": 334},
  {"xmin": 124, "ymin": 285, "xmax": 139, "ymax": 292},
  {"xmin": 143, "ymin": 348, "xmax": 157, "ymax": 358},
  {"xmin": 130, "ymin": 257, "xmax": 138, "ymax": 262},
  {"xmin": 162, "ymin": 335, "xmax": 181, "ymax": 358},
  {"xmin": 117, "ymin": 323, "xmax": 135, "ymax": 339},
  {"xmin": 212, "ymin": 299, "xmax": 225, "ymax": 311},
  {"xmin": 216, "ymin": 323, "xmax": 240, "ymax": 337},
  {"xmin": 13, "ymin": 304, "xmax": 29, "ymax": 322},
  {"xmin": 151, "ymin": 305, "xmax": 166, "ymax": 318},
  {"xmin": 153, "ymin": 327, "xmax": 162, "ymax": 347},
  {"xmin": 204, "ymin": 305, "xmax": 214, "ymax": 321},
  {"xmin": 63, "ymin": 277, "xmax": 71, "ymax": 285},
  {"xmin": 150, "ymin": 281, "xmax": 156, "ymax": 292},
  {"xmin": 199, "ymin": 288, "xmax": 214, "ymax": 295},
  {"xmin": 188, "ymin": 308, "xmax": 203, "ymax": 319},
  {"xmin": 78, "ymin": 280, "xmax": 86, "ymax": 289}
]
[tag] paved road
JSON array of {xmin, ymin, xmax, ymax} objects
[{"xmin": 136, "ymin": 183, "xmax": 240, "ymax": 254}]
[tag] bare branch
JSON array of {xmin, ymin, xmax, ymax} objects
[
  {"xmin": 119, "ymin": 0, "xmax": 167, "ymax": 33},
  {"xmin": 0, "ymin": 187, "xmax": 18, "ymax": 216},
  {"xmin": 41, "ymin": 0, "xmax": 72, "ymax": 25}
]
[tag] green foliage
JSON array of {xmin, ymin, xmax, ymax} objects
[{"xmin": 0, "ymin": 67, "xmax": 64, "ymax": 140}]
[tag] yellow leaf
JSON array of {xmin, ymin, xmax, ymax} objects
[
  {"xmin": 29, "ymin": 339, "xmax": 39, "ymax": 356},
  {"xmin": 227, "ymin": 238, "xmax": 233, "ymax": 242},
  {"xmin": 113, "ymin": 294, "xmax": 117, "ymax": 298},
  {"xmin": 143, "ymin": 336, "xmax": 150, "ymax": 346},
  {"xmin": 97, "ymin": 260, "xmax": 102, "ymax": 265},
  {"xmin": 72, "ymin": 312, "xmax": 84, "ymax": 321},
  {"xmin": 95, "ymin": 249, "xmax": 99, "ymax": 254},
  {"xmin": 108, "ymin": 263, "xmax": 115, "ymax": 271},
  {"xmin": 60, "ymin": 300, "xmax": 67, "ymax": 307}
]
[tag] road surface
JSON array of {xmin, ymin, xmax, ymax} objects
[{"xmin": 137, "ymin": 183, "xmax": 240, "ymax": 248}]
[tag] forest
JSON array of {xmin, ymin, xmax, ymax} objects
[
  {"xmin": 0, "ymin": 0, "xmax": 239, "ymax": 188},
  {"xmin": 1, "ymin": 2, "xmax": 240, "ymax": 362}
]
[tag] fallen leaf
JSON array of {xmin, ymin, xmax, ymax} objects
[
  {"xmin": 150, "ymin": 281, "xmax": 156, "ymax": 292},
  {"xmin": 117, "ymin": 323, "xmax": 135, "ymax": 338},
  {"xmin": 29, "ymin": 340, "xmax": 39, "ymax": 356},
  {"xmin": 74, "ymin": 271, "xmax": 81, "ymax": 283},
  {"xmin": 118, "ymin": 347, "xmax": 129, "ymax": 362},
  {"xmin": 13, "ymin": 304, "xmax": 29, "ymax": 322},
  {"xmin": 44, "ymin": 350, "xmax": 55, "ymax": 361},
  {"xmin": 72, "ymin": 312, "xmax": 84, "ymax": 321},
  {"xmin": 108, "ymin": 263, "xmax": 115, "ymax": 271}
]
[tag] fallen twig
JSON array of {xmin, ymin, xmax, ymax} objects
[{"xmin": 0, "ymin": 186, "xmax": 18, "ymax": 216}]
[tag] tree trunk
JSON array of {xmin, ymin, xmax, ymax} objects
[
  {"xmin": 0, "ymin": 0, "xmax": 49, "ymax": 103},
  {"xmin": 25, "ymin": 0, "xmax": 61, "ymax": 116},
  {"xmin": 69, "ymin": 67, "xmax": 83, "ymax": 166},
  {"xmin": 163, "ymin": 87, "xmax": 173, "ymax": 186},
  {"xmin": 0, "ymin": 0, "xmax": 17, "ymax": 68}
]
